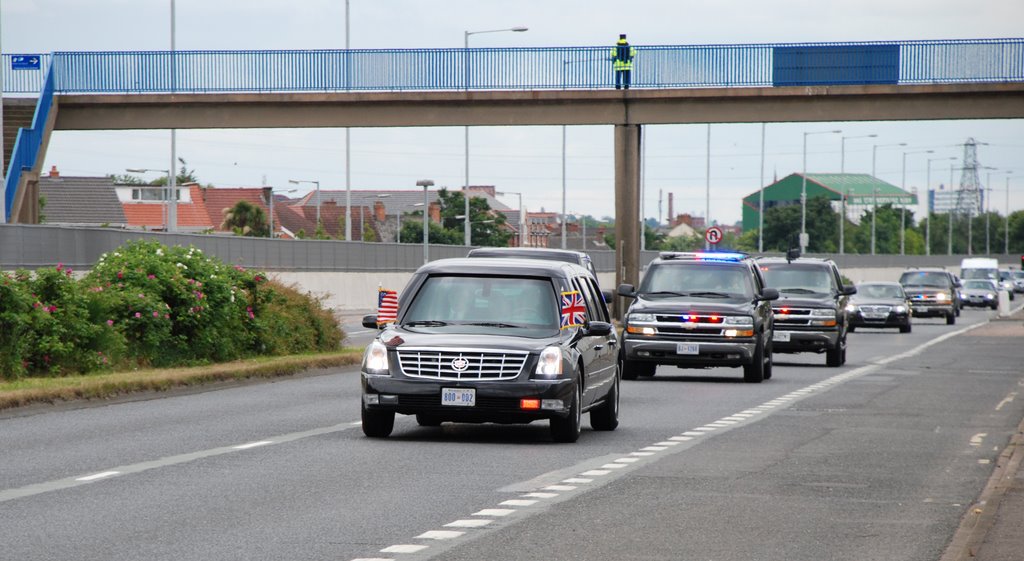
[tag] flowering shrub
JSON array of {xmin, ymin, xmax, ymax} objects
[{"xmin": 0, "ymin": 240, "xmax": 343, "ymax": 379}]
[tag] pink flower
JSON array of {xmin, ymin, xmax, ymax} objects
[
  {"xmin": 33, "ymin": 301, "xmax": 41, "ymax": 308},
  {"xmin": 47, "ymin": 305, "xmax": 57, "ymax": 313},
  {"xmin": 164, "ymin": 313, "xmax": 170, "ymax": 319},
  {"xmin": 138, "ymin": 293, "xmax": 145, "ymax": 299},
  {"xmin": 56, "ymin": 263, "xmax": 63, "ymax": 271},
  {"xmin": 117, "ymin": 271, "xmax": 124, "ymax": 279},
  {"xmin": 134, "ymin": 312, "xmax": 141, "ymax": 318},
  {"xmin": 107, "ymin": 319, "xmax": 114, "ymax": 326},
  {"xmin": 152, "ymin": 311, "xmax": 159, "ymax": 317},
  {"xmin": 147, "ymin": 274, "xmax": 156, "ymax": 280}
]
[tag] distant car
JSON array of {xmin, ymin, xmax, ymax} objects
[
  {"xmin": 961, "ymin": 279, "xmax": 1000, "ymax": 310},
  {"xmin": 899, "ymin": 268, "xmax": 962, "ymax": 325},
  {"xmin": 359, "ymin": 257, "xmax": 619, "ymax": 443},
  {"xmin": 997, "ymin": 269, "xmax": 1019, "ymax": 299},
  {"xmin": 846, "ymin": 282, "xmax": 912, "ymax": 333},
  {"xmin": 1008, "ymin": 270, "xmax": 1024, "ymax": 294}
]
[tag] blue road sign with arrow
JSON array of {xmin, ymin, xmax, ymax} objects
[{"xmin": 11, "ymin": 55, "xmax": 41, "ymax": 70}]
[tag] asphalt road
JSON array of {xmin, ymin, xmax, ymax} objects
[{"xmin": 1, "ymin": 308, "xmax": 1021, "ymax": 561}]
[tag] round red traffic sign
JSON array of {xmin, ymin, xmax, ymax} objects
[{"xmin": 705, "ymin": 226, "xmax": 724, "ymax": 245}]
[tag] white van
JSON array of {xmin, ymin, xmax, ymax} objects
[{"xmin": 962, "ymin": 258, "xmax": 1014, "ymax": 300}]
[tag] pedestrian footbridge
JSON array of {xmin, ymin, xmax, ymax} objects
[{"xmin": 3, "ymin": 39, "xmax": 1023, "ymax": 291}]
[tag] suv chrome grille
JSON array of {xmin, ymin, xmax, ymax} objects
[
  {"xmin": 860, "ymin": 305, "xmax": 891, "ymax": 314},
  {"xmin": 773, "ymin": 307, "xmax": 814, "ymax": 325},
  {"xmin": 397, "ymin": 348, "xmax": 529, "ymax": 380}
]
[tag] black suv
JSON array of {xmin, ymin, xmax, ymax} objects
[
  {"xmin": 757, "ymin": 256, "xmax": 856, "ymax": 367},
  {"xmin": 617, "ymin": 252, "xmax": 779, "ymax": 383},
  {"xmin": 898, "ymin": 267, "xmax": 962, "ymax": 325},
  {"xmin": 360, "ymin": 257, "xmax": 620, "ymax": 443}
]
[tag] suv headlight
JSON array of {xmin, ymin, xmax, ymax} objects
[
  {"xmin": 535, "ymin": 346, "xmax": 563, "ymax": 377},
  {"xmin": 362, "ymin": 340, "xmax": 390, "ymax": 375},
  {"xmin": 723, "ymin": 316, "xmax": 753, "ymax": 326},
  {"xmin": 810, "ymin": 309, "xmax": 836, "ymax": 318},
  {"xmin": 628, "ymin": 313, "xmax": 656, "ymax": 323},
  {"xmin": 894, "ymin": 305, "xmax": 907, "ymax": 313},
  {"xmin": 809, "ymin": 308, "xmax": 837, "ymax": 326},
  {"xmin": 845, "ymin": 303, "xmax": 858, "ymax": 313},
  {"xmin": 935, "ymin": 292, "xmax": 950, "ymax": 302}
]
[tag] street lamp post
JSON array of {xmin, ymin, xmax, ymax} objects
[
  {"xmin": 126, "ymin": 168, "xmax": 172, "ymax": 230},
  {"xmin": 801, "ymin": 129, "xmax": 842, "ymax": 253},
  {"xmin": 288, "ymin": 179, "xmax": 321, "ymax": 231},
  {"xmin": 1006, "ymin": 176, "xmax": 1014, "ymax": 255},
  {"xmin": 925, "ymin": 157, "xmax": 957, "ymax": 256},
  {"xmin": 986, "ymin": 171, "xmax": 1012, "ymax": 255},
  {"xmin": 266, "ymin": 187, "xmax": 297, "ymax": 238},
  {"xmin": 464, "ymin": 26, "xmax": 528, "ymax": 246},
  {"xmin": 497, "ymin": 191, "xmax": 524, "ymax": 247},
  {"xmin": 417, "ymin": 179, "xmax": 434, "ymax": 264},
  {"xmin": 871, "ymin": 187, "xmax": 879, "ymax": 255},
  {"xmin": 901, "ymin": 149, "xmax": 933, "ymax": 254}
]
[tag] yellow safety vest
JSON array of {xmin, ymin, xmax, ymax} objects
[{"xmin": 611, "ymin": 42, "xmax": 636, "ymax": 71}]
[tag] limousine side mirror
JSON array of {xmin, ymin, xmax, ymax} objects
[
  {"xmin": 585, "ymin": 321, "xmax": 613, "ymax": 337},
  {"xmin": 617, "ymin": 284, "xmax": 637, "ymax": 298},
  {"xmin": 362, "ymin": 314, "xmax": 379, "ymax": 329}
]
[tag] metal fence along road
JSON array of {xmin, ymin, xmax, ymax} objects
[{"xmin": 2, "ymin": 39, "xmax": 1022, "ymax": 94}]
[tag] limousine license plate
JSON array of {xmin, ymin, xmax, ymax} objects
[
  {"xmin": 676, "ymin": 343, "xmax": 699, "ymax": 355},
  {"xmin": 442, "ymin": 388, "xmax": 476, "ymax": 407}
]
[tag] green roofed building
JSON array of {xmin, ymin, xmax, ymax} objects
[{"xmin": 742, "ymin": 173, "xmax": 917, "ymax": 232}]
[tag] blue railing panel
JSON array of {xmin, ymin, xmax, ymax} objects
[{"xmin": 4, "ymin": 66, "xmax": 56, "ymax": 221}]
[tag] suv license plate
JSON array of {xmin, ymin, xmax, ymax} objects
[
  {"xmin": 442, "ymin": 388, "xmax": 476, "ymax": 407},
  {"xmin": 676, "ymin": 343, "xmax": 699, "ymax": 355},
  {"xmin": 773, "ymin": 331, "xmax": 791, "ymax": 342}
]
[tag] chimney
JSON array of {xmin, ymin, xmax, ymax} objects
[
  {"xmin": 48, "ymin": 165, "xmax": 59, "ymax": 178},
  {"xmin": 428, "ymin": 202, "xmax": 441, "ymax": 224},
  {"xmin": 374, "ymin": 200, "xmax": 386, "ymax": 222},
  {"xmin": 668, "ymin": 193, "xmax": 674, "ymax": 226}
]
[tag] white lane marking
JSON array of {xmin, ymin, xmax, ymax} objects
[
  {"xmin": 417, "ymin": 530, "xmax": 464, "ymax": 540},
  {"xmin": 381, "ymin": 545, "xmax": 428, "ymax": 554},
  {"xmin": 640, "ymin": 446, "xmax": 667, "ymax": 452},
  {"xmin": 630, "ymin": 451, "xmax": 655, "ymax": 457},
  {"xmin": 613, "ymin": 457, "xmax": 640, "ymax": 463},
  {"xmin": 75, "ymin": 471, "xmax": 120, "ymax": 482},
  {"xmin": 979, "ymin": 459, "xmax": 992, "ymax": 465},
  {"xmin": 599, "ymin": 463, "xmax": 627, "ymax": 469},
  {"xmin": 445, "ymin": 519, "xmax": 492, "ymax": 528},
  {"xmin": 544, "ymin": 485, "xmax": 577, "ymax": 491},
  {"xmin": 233, "ymin": 441, "xmax": 273, "ymax": 450},
  {"xmin": 669, "ymin": 436, "xmax": 694, "ymax": 442},
  {"xmin": 500, "ymin": 499, "xmax": 537, "ymax": 506},
  {"xmin": 654, "ymin": 441, "xmax": 681, "ymax": 446},
  {"xmin": 694, "ymin": 426, "xmax": 718, "ymax": 431},
  {"xmin": 351, "ymin": 558, "xmax": 394, "ymax": 561},
  {"xmin": 0, "ymin": 423, "xmax": 355, "ymax": 504},
  {"xmin": 682, "ymin": 431, "xmax": 704, "ymax": 436},
  {"xmin": 996, "ymin": 392, "xmax": 1017, "ymax": 411},
  {"xmin": 473, "ymin": 509, "xmax": 515, "ymax": 517},
  {"xmin": 523, "ymin": 491, "xmax": 560, "ymax": 498},
  {"xmin": 580, "ymin": 469, "xmax": 611, "ymax": 476},
  {"xmin": 970, "ymin": 433, "xmax": 987, "ymax": 447},
  {"xmin": 562, "ymin": 477, "xmax": 592, "ymax": 484}
]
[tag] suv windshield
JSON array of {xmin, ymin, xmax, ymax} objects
[
  {"xmin": 403, "ymin": 275, "xmax": 559, "ymax": 336},
  {"xmin": 760, "ymin": 264, "xmax": 835, "ymax": 295},
  {"xmin": 638, "ymin": 263, "xmax": 754, "ymax": 299},
  {"xmin": 899, "ymin": 271, "xmax": 951, "ymax": 288}
]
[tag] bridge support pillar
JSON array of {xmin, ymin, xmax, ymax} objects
[{"xmin": 614, "ymin": 124, "xmax": 641, "ymax": 320}]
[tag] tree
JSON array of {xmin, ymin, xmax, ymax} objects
[
  {"xmin": 150, "ymin": 158, "xmax": 200, "ymax": 186},
  {"xmin": 221, "ymin": 201, "xmax": 269, "ymax": 237},
  {"xmin": 435, "ymin": 188, "xmax": 512, "ymax": 247}
]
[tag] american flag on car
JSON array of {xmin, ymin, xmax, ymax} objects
[
  {"xmin": 560, "ymin": 290, "xmax": 586, "ymax": 329},
  {"xmin": 377, "ymin": 288, "xmax": 398, "ymax": 326}
]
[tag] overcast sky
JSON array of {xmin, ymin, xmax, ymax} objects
[{"xmin": 3, "ymin": 0, "xmax": 1022, "ymax": 226}]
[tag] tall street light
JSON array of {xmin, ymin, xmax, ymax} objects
[
  {"xmin": 497, "ymin": 190, "xmax": 524, "ymax": 247},
  {"xmin": 126, "ymin": 168, "xmax": 172, "ymax": 230},
  {"xmin": 266, "ymin": 187, "xmax": 297, "ymax": 238},
  {"xmin": 987, "ymin": 170, "xmax": 1013, "ymax": 255},
  {"xmin": 417, "ymin": 179, "xmax": 434, "ymax": 264},
  {"xmin": 900, "ymin": 149, "xmax": 933, "ymax": 254},
  {"xmin": 344, "ymin": 0, "xmax": 352, "ymax": 241},
  {"xmin": 801, "ymin": 129, "xmax": 841, "ymax": 253},
  {"xmin": 168, "ymin": 0, "xmax": 178, "ymax": 232},
  {"xmin": 288, "ymin": 179, "xmax": 321, "ymax": 230},
  {"xmin": 925, "ymin": 156, "xmax": 957, "ymax": 256},
  {"xmin": 464, "ymin": 26, "xmax": 528, "ymax": 246},
  {"xmin": 840, "ymin": 133, "xmax": 877, "ymax": 173},
  {"xmin": 1005, "ymin": 175, "xmax": 1014, "ymax": 255}
]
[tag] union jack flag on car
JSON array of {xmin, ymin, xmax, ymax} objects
[{"xmin": 560, "ymin": 290, "xmax": 586, "ymax": 329}]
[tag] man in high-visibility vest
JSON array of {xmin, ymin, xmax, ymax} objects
[{"xmin": 611, "ymin": 34, "xmax": 636, "ymax": 89}]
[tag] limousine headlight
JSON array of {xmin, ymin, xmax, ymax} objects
[
  {"xmin": 362, "ymin": 340, "xmax": 390, "ymax": 375},
  {"xmin": 535, "ymin": 346, "xmax": 563, "ymax": 377}
]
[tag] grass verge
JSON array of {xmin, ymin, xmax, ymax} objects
[{"xmin": 0, "ymin": 349, "xmax": 364, "ymax": 411}]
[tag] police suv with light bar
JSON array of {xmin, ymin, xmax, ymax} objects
[{"xmin": 617, "ymin": 252, "xmax": 779, "ymax": 383}]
